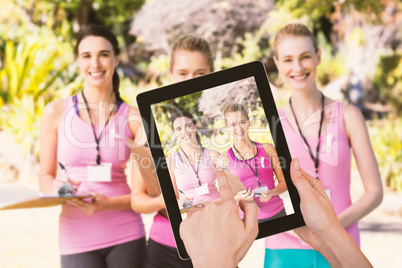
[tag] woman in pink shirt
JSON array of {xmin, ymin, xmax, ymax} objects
[
  {"xmin": 131, "ymin": 36, "xmax": 214, "ymax": 268},
  {"xmin": 264, "ymin": 23, "xmax": 383, "ymax": 267},
  {"xmin": 220, "ymin": 103, "xmax": 288, "ymax": 222},
  {"xmin": 39, "ymin": 26, "xmax": 146, "ymax": 267}
]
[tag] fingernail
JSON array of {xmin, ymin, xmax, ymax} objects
[{"xmin": 294, "ymin": 159, "xmax": 300, "ymax": 170}]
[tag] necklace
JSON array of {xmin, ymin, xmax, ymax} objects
[
  {"xmin": 289, "ymin": 92, "xmax": 325, "ymax": 180},
  {"xmin": 82, "ymin": 90, "xmax": 114, "ymax": 165}
]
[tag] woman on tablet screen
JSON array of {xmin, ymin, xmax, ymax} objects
[
  {"xmin": 264, "ymin": 23, "xmax": 383, "ymax": 267},
  {"xmin": 221, "ymin": 103, "xmax": 287, "ymax": 222},
  {"xmin": 131, "ymin": 36, "xmax": 213, "ymax": 268},
  {"xmin": 169, "ymin": 111, "xmax": 222, "ymax": 206},
  {"xmin": 39, "ymin": 26, "xmax": 146, "ymax": 267}
]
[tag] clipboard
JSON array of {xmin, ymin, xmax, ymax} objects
[{"xmin": 0, "ymin": 194, "xmax": 94, "ymax": 210}]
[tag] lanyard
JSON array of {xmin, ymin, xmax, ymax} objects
[
  {"xmin": 180, "ymin": 148, "xmax": 202, "ymax": 186},
  {"xmin": 81, "ymin": 91, "xmax": 114, "ymax": 165},
  {"xmin": 289, "ymin": 92, "xmax": 325, "ymax": 180},
  {"xmin": 232, "ymin": 142, "xmax": 262, "ymax": 187}
]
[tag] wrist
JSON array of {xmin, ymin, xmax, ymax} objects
[
  {"xmin": 193, "ymin": 255, "xmax": 237, "ymax": 268},
  {"xmin": 318, "ymin": 224, "xmax": 354, "ymax": 266}
]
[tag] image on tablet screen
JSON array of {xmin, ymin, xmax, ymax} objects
[{"xmin": 151, "ymin": 77, "xmax": 295, "ymax": 222}]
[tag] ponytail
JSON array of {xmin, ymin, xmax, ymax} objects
[{"xmin": 112, "ymin": 71, "xmax": 122, "ymax": 103}]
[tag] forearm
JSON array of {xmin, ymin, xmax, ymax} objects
[
  {"xmin": 39, "ymin": 174, "xmax": 56, "ymax": 195},
  {"xmin": 338, "ymin": 189, "xmax": 383, "ymax": 227},
  {"xmin": 131, "ymin": 193, "xmax": 165, "ymax": 213},
  {"xmin": 106, "ymin": 194, "xmax": 132, "ymax": 210},
  {"xmin": 271, "ymin": 181, "xmax": 287, "ymax": 196},
  {"xmin": 319, "ymin": 225, "xmax": 372, "ymax": 267}
]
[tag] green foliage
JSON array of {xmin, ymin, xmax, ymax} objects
[
  {"xmin": 372, "ymin": 51, "xmax": 402, "ymax": 115},
  {"xmin": 316, "ymin": 32, "xmax": 347, "ymax": 86},
  {"xmin": 0, "ymin": 11, "xmax": 76, "ymax": 158},
  {"xmin": 370, "ymin": 118, "xmax": 402, "ymax": 192},
  {"xmin": 0, "ymin": 38, "xmax": 71, "ymax": 105},
  {"xmin": 220, "ymin": 33, "xmax": 266, "ymax": 70},
  {"xmin": 0, "ymin": 94, "xmax": 44, "ymax": 157},
  {"xmin": 274, "ymin": 0, "xmax": 383, "ymax": 25},
  {"xmin": 274, "ymin": 0, "xmax": 333, "ymax": 24}
]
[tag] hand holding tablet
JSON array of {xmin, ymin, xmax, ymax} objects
[
  {"xmin": 180, "ymin": 159, "xmax": 372, "ymax": 267},
  {"xmin": 180, "ymin": 168, "xmax": 259, "ymax": 268}
]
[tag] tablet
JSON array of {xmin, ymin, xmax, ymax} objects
[{"xmin": 136, "ymin": 60, "xmax": 305, "ymax": 259}]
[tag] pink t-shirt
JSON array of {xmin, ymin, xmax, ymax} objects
[
  {"xmin": 227, "ymin": 142, "xmax": 284, "ymax": 219},
  {"xmin": 174, "ymin": 149, "xmax": 220, "ymax": 204},
  {"xmin": 265, "ymin": 101, "xmax": 360, "ymax": 249},
  {"xmin": 149, "ymin": 213, "xmax": 176, "ymax": 248},
  {"xmin": 57, "ymin": 97, "xmax": 145, "ymax": 255}
]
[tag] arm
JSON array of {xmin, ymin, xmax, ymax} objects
[
  {"xmin": 291, "ymin": 159, "xmax": 372, "ymax": 268},
  {"xmin": 338, "ymin": 104, "xmax": 383, "ymax": 227},
  {"xmin": 39, "ymin": 99, "xmax": 68, "ymax": 195},
  {"xmin": 130, "ymin": 149, "xmax": 165, "ymax": 213},
  {"xmin": 260, "ymin": 144, "xmax": 287, "ymax": 202}
]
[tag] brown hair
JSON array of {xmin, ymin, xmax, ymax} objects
[
  {"xmin": 170, "ymin": 35, "xmax": 214, "ymax": 72},
  {"xmin": 223, "ymin": 103, "xmax": 249, "ymax": 124},
  {"xmin": 274, "ymin": 23, "xmax": 318, "ymax": 58},
  {"xmin": 75, "ymin": 25, "xmax": 122, "ymax": 102}
]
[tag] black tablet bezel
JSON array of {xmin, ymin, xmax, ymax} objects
[{"xmin": 136, "ymin": 60, "xmax": 305, "ymax": 260}]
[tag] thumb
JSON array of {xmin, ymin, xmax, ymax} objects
[
  {"xmin": 290, "ymin": 159, "xmax": 326, "ymax": 198},
  {"xmin": 239, "ymin": 200, "xmax": 258, "ymax": 235}
]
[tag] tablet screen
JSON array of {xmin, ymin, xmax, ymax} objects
[{"xmin": 137, "ymin": 61, "xmax": 304, "ymax": 260}]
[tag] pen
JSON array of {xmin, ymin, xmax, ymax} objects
[{"xmin": 58, "ymin": 162, "xmax": 78, "ymax": 192}]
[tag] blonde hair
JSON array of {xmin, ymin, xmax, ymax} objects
[
  {"xmin": 223, "ymin": 103, "xmax": 249, "ymax": 124},
  {"xmin": 170, "ymin": 35, "xmax": 214, "ymax": 72},
  {"xmin": 274, "ymin": 23, "xmax": 318, "ymax": 58}
]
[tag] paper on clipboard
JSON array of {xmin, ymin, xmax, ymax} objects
[{"xmin": 0, "ymin": 194, "xmax": 94, "ymax": 210}]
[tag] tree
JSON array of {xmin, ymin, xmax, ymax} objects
[{"xmin": 130, "ymin": 0, "xmax": 274, "ymax": 69}]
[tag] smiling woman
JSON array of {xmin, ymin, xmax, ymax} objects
[
  {"xmin": 264, "ymin": 23, "xmax": 383, "ymax": 268},
  {"xmin": 39, "ymin": 25, "xmax": 146, "ymax": 268}
]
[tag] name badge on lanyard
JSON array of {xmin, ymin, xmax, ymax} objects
[
  {"xmin": 87, "ymin": 163, "xmax": 112, "ymax": 182},
  {"xmin": 195, "ymin": 183, "xmax": 210, "ymax": 196},
  {"xmin": 253, "ymin": 184, "xmax": 268, "ymax": 197}
]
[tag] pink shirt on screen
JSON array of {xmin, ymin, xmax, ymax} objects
[
  {"xmin": 227, "ymin": 142, "xmax": 284, "ymax": 219},
  {"xmin": 57, "ymin": 97, "xmax": 145, "ymax": 255},
  {"xmin": 174, "ymin": 149, "xmax": 220, "ymax": 204},
  {"xmin": 265, "ymin": 101, "xmax": 360, "ymax": 250}
]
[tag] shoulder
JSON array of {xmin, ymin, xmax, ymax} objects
[
  {"xmin": 260, "ymin": 142, "xmax": 275, "ymax": 151},
  {"xmin": 167, "ymin": 153, "xmax": 178, "ymax": 168},
  {"xmin": 42, "ymin": 99, "xmax": 64, "ymax": 126},
  {"xmin": 208, "ymin": 149, "xmax": 221, "ymax": 158},
  {"xmin": 260, "ymin": 142, "xmax": 276, "ymax": 154},
  {"xmin": 128, "ymin": 105, "xmax": 141, "ymax": 117},
  {"xmin": 343, "ymin": 103, "xmax": 364, "ymax": 120},
  {"xmin": 343, "ymin": 103, "xmax": 366, "ymax": 136}
]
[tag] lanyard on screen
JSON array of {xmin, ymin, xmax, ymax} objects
[{"xmin": 232, "ymin": 142, "xmax": 262, "ymax": 187}]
